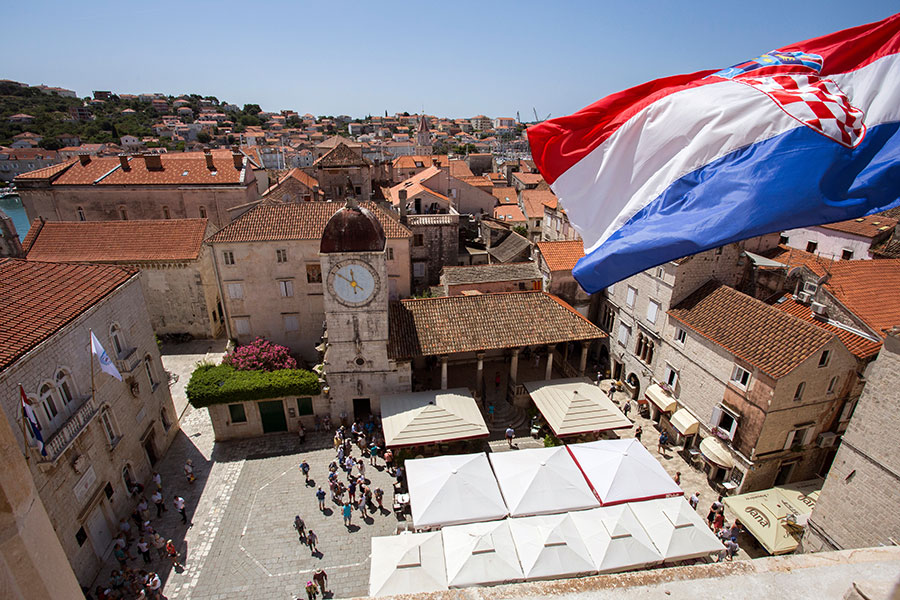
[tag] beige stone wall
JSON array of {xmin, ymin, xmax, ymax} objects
[
  {"xmin": 409, "ymin": 220, "xmax": 457, "ymax": 289},
  {"xmin": 208, "ymin": 394, "xmax": 326, "ymax": 441},
  {"xmin": 803, "ymin": 329, "xmax": 900, "ymax": 552},
  {"xmin": 0, "ymin": 276, "xmax": 179, "ymax": 587},
  {"xmin": 212, "ymin": 238, "xmax": 410, "ymax": 363},
  {"xmin": 445, "ymin": 279, "xmax": 541, "ymax": 296}
]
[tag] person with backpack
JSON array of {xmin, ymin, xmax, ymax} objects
[{"xmin": 299, "ymin": 459, "xmax": 310, "ymax": 483}]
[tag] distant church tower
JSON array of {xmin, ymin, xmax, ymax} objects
[
  {"xmin": 415, "ymin": 114, "xmax": 432, "ymax": 155},
  {"xmin": 0, "ymin": 209, "xmax": 23, "ymax": 258},
  {"xmin": 319, "ymin": 198, "xmax": 409, "ymax": 422}
]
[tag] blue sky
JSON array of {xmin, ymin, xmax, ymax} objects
[{"xmin": 5, "ymin": 1, "xmax": 897, "ymax": 119}]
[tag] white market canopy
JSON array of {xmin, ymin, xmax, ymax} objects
[
  {"xmin": 644, "ymin": 383, "xmax": 677, "ymax": 413},
  {"xmin": 699, "ymin": 436, "xmax": 735, "ymax": 468},
  {"xmin": 488, "ymin": 446, "xmax": 600, "ymax": 517},
  {"xmin": 569, "ymin": 505, "xmax": 663, "ymax": 573},
  {"xmin": 628, "ymin": 497, "xmax": 724, "ymax": 561},
  {"xmin": 507, "ymin": 513, "xmax": 597, "ymax": 581},
  {"xmin": 406, "ymin": 453, "xmax": 508, "ymax": 529},
  {"xmin": 441, "ymin": 520, "xmax": 524, "ymax": 588},
  {"xmin": 524, "ymin": 377, "xmax": 632, "ymax": 437},
  {"xmin": 381, "ymin": 388, "xmax": 489, "ymax": 448},
  {"xmin": 567, "ymin": 439, "xmax": 683, "ymax": 505},
  {"xmin": 369, "ymin": 531, "xmax": 448, "ymax": 597}
]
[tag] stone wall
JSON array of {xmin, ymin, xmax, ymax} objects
[
  {"xmin": 409, "ymin": 218, "xmax": 458, "ymax": 288},
  {"xmin": 208, "ymin": 394, "xmax": 327, "ymax": 441}
]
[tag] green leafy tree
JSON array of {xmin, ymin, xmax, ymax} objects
[
  {"xmin": 196, "ymin": 131, "xmax": 211, "ymax": 144},
  {"xmin": 513, "ymin": 225, "xmax": 528, "ymax": 237},
  {"xmin": 243, "ymin": 103, "xmax": 262, "ymax": 116}
]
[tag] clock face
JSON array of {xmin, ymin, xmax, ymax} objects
[{"xmin": 327, "ymin": 260, "xmax": 379, "ymax": 307}]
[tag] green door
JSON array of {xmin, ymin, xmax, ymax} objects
[{"xmin": 258, "ymin": 400, "xmax": 287, "ymax": 433}]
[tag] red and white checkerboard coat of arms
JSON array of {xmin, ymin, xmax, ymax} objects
[{"xmin": 737, "ymin": 73, "xmax": 866, "ymax": 148}]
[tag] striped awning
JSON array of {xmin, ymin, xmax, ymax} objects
[
  {"xmin": 699, "ymin": 436, "xmax": 734, "ymax": 469},
  {"xmin": 644, "ymin": 384, "xmax": 676, "ymax": 413},
  {"xmin": 670, "ymin": 409, "xmax": 699, "ymax": 436}
]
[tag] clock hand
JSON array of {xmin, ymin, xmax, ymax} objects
[{"xmin": 335, "ymin": 272, "xmax": 353, "ymax": 285}]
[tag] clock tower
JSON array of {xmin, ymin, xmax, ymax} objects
[{"xmin": 319, "ymin": 198, "xmax": 408, "ymax": 422}]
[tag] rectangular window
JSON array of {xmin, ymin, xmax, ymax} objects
[
  {"xmin": 675, "ymin": 328, "xmax": 686, "ymax": 345},
  {"xmin": 297, "ymin": 397, "xmax": 314, "ymax": 416},
  {"xmin": 76, "ymin": 527, "xmax": 88, "ymax": 547},
  {"xmin": 784, "ymin": 425, "xmax": 815, "ymax": 450},
  {"xmin": 803, "ymin": 281, "xmax": 818, "ymax": 294},
  {"xmin": 617, "ymin": 323, "xmax": 631, "ymax": 347},
  {"xmin": 413, "ymin": 262, "xmax": 426, "ymax": 278},
  {"xmin": 806, "ymin": 241, "xmax": 818, "ymax": 253},
  {"xmin": 779, "ymin": 234, "xmax": 789, "ymax": 245},
  {"xmin": 101, "ymin": 410, "xmax": 117, "ymax": 445},
  {"xmin": 283, "ymin": 314, "xmax": 299, "ymax": 331},
  {"xmin": 793, "ymin": 381, "xmax": 805, "ymax": 402},
  {"xmin": 306, "ymin": 264, "xmax": 322, "ymax": 284},
  {"xmin": 388, "ymin": 247, "xmax": 395, "ymax": 261},
  {"xmin": 664, "ymin": 364, "xmax": 679, "ymax": 388},
  {"xmin": 818, "ymin": 350, "xmax": 830, "ymax": 368},
  {"xmin": 655, "ymin": 267, "xmax": 664, "ymax": 279},
  {"xmin": 279, "ymin": 280, "xmax": 294, "ymax": 297},
  {"xmin": 731, "ymin": 365, "xmax": 751, "ymax": 389},
  {"xmin": 223, "ymin": 251, "xmax": 235, "ymax": 265},
  {"xmin": 228, "ymin": 403, "xmax": 247, "ymax": 423},
  {"xmin": 276, "ymin": 249, "xmax": 288, "ymax": 263},
  {"xmin": 646, "ymin": 300, "xmax": 660, "ymax": 324},
  {"xmin": 841, "ymin": 249, "xmax": 853, "ymax": 260},
  {"xmin": 626, "ymin": 286, "xmax": 636, "ymax": 308},
  {"xmin": 710, "ymin": 405, "xmax": 738, "ymax": 441},
  {"xmin": 227, "ymin": 282, "xmax": 243, "ymax": 299},
  {"xmin": 413, "ymin": 234, "xmax": 425, "ymax": 247},
  {"xmin": 827, "ymin": 375, "xmax": 839, "ymax": 395},
  {"xmin": 233, "ymin": 317, "xmax": 250, "ymax": 335}
]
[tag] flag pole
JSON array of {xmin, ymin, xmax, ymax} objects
[
  {"xmin": 89, "ymin": 329, "xmax": 95, "ymax": 406},
  {"xmin": 18, "ymin": 383, "xmax": 29, "ymax": 461}
]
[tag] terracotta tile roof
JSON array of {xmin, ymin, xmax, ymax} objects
[
  {"xmin": 449, "ymin": 160, "xmax": 474, "ymax": 178},
  {"xmin": 208, "ymin": 200, "xmax": 410, "ymax": 243},
  {"xmin": 313, "ymin": 142, "xmax": 371, "ymax": 168},
  {"xmin": 459, "ymin": 175, "xmax": 493, "ymax": 190},
  {"xmin": 493, "ymin": 205, "xmax": 526, "ymax": 223},
  {"xmin": 23, "ymin": 219, "xmax": 209, "ymax": 263},
  {"xmin": 388, "ymin": 291, "xmax": 605, "ymax": 359},
  {"xmin": 315, "ymin": 135, "xmax": 361, "ymax": 149},
  {"xmin": 18, "ymin": 150, "xmax": 247, "ymax": 186},
  {"xmin": 824, "ymin": 259, "xmax": 900, "ymax": 337},
  {"xmin": 492, "ymin": 187, "xmax": 518, "ymax": 204},
  {"xmin": 512, "ymin": 172, "xmax": 545, "ymax": 186},
  {"xmin": 522, "ymin": 189, "xmax": 558, "ymax": 218},
  {"xmin": 441, "ymin": 262, "xmax": 541, "ymax": 285},
  {"xmin": 763, "ymin": 244, "xmax": 835, "ymax": 277},
  {"xmin": 772, "ymin": 295, "xmax": 881, "ymax": 360},
  {"xmin": 536, "ymin": 240, "xmax": 585, "ymax": 272},
  {"xmin": 262, "ymin": 168, "xmax": 319, "ymax": 196},
  {"xmin": 13, "ymin": 159, "xmax": 76, "ymax": 180},
  {"xmin": 488, "ymin": 232, "xmax": 532, "ymax": 263},
  {"xmin": 392, "ymin": 155, "xmax": 449, "ymax": 169},
  {"xmin": 0, "ymin": 259, "xmax": 137, "ymax": 372},
  {"xmin": 0, "ymin": 148, "xmax": 59, "ymax": 160},
  {"xmin": 668, "ymin": 282, "xmax": 834, "ymax": 379},
  {"xmin": 817, "ymin": 215, "xmax": 898, "ymax": 239}
]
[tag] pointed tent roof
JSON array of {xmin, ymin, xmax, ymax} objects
[
  {"xmin": 441, "ymin": 520, "xmax": 524, "ymax": 588},
  {"xmin": 524, "ymin": 378, "xmax": 632, "ymax": 437},
  {"xmin": 629, "ymin": 497, "xmax": 724, "ymax": 560},
  {"xmin": 567, "ymin": 439, "xmax": 684, "ymax": 505},
  {"xmin": 312, "ymin": 142, "xmax": 371, "ymax": 167},
  {"xmin": 369, "ymin": 532, "xmax": 448, "ymax": 597},
  {"xmin": 406, "ymin": 453, "xmax": 508, "ymax": 529},
  {"xmin": 507, "ymin": 513, "xmax": 597, "ymax": 581},
  {"xmin": 381, "ymin": 388, "xmax": 489, "ymax": 447},
  {"xmin": 488, "ymin": 446, "xmax": 599, "ymax": 517},
  {"xmin": 570, "ymin": 505, "xmax": 663, "ymax": 573}
]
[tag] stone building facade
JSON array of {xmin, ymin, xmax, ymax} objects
[
  {"xmin": 307, "ymin": 143, "xmax": 373, "ymax": 202},
  {"xmin": 15, "ymin": 150, "xmax": 258, "ymax": 229},
  {"xmin": 439, "ymin": 263, "xmax": 542, "ymax": 296},
  {"xmin": 406, "ymin": 213, "xmax": 459, "ymax": 289},
  {"xmin": 802, "ymin": 326, "xmax": 900, "ymax": 552},
  {"xmin": 0, "ymin": 260, "xmax": 179, "ymax": 587}
]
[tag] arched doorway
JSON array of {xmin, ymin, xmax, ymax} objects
[
  {"xmin": 626, "ymin": 372, "xmax": 641, "ymax": 401},
  {"xmin": 597, "ymin": 345, "xmax": 610, "ymax": 377}
]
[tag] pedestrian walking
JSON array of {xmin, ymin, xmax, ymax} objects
[
  {"xmin": 395, "ymin": 465, "xmax": 405, "ymax": 486},
  {"xmin": 674, "ymin": 471, "xmax": 681, "ymax": 486},
  {"xmin": 305, "ymin": 579, "xmax": 318, "ymax": 600},
  {"xmin": 369, "ymin": 442, "xmax": 379, "ymax": 466},
  {"xmin": 487, "ymin": 402, "xmax": 495, "ymax": 424},
  {"xmin": 306, "ymin": 530, "xmax": 318, "ymax": 555},
  {"xmin": 114, "ymin": 546, "xmax": 128, "ymax": 568},
  {"xmin": 144, "ymin": 571, "xmax": 161, "ymax": 599},
  {"xmin": 137, "ymin": 497, "xmax": 151, "ymax": 522},
  {"xmin": 174, "ymin": 495, "xmax": 187, "ymax": 524},
  {"xmin": 313, "ymin": 568, "xmax": 328, "ymax": 596},
  {"xmin": 713, "ymin": 508, "xmax": 726, "ymax": 532},
  {"xmin": 184, "ymin": 459, "xmax": 195, "ymax": 484},
  {"xmin": 658, "ymin": 430, "xmax": 669, "ymax": 454},
  {"xmin": 316, "ymin": 486, "xmax": 326, "ymax": 511},
  {"xmin": 622, "ymin": 401, "xmax": 631, "ymax": 417},
  {"xmin": 151, "ymin": 471, "xmax": 162, "ymax": 491},
  {"xmin": 718, "ymin": 537, "xmax": 740, "ymax": 562},
  {"xmin": 364, "ymin": 487, "xmax": 373, "ymax": 510},
  {"xmin": 358, "ymin": 496, "xmax": 367, "ymax": 519},
  {"xmin": 707, "ymin": 496, "xmax": 724, "ymax": 527},
  {"xmin": 357, "ymin": 458, "xmax": 366, "ymax": 479},
  {"xmin": 293, "ymin": 515, "xmax": 306, "ymax": 542},
  {"xmin": 137, "ymin": 538, "xmax": 151, "ymax": 564},
  {"xmin": 505, "ymin": 425, "xmax": 515, "ymax": 448},
  {"xmin": 348, "ymin": 479, "xmax": 357, "ymax": 503},
  {"xmin": 152, "ymin": 533, "xmax": 167, "ymax": 560},
  {"xmin": 150, "ymin": 489, "xmax": 166, "ymax": 517},
  {"xmin": 384, "ymin": 449, "xmax": 394, "ymax": 475},
  {"xmin": 300, "ymin": 459, "xmax": 310, "ymax": 483},
  {"xmin": 119, "ymin": 518, "xmax": 133, "ymax": 542},
  {"xmin": 165, "ymin": 540, "xmax": 181, "ymax": 568},
  {"xmin": 635, "ymin": 425, "xmax": 643, "ymax": 441},
  {"xmin": 607, "ymin": 384, "xmax": 616, "ymax": 400},
  {"xmin": 343, "ymin": 502, "xmax": 352, "ymax": 527},
  {"xmin": 689, "ymin": 491, "xmax": 701, "ymax": 510},
  {"xmin": 375, "ymin": 487, "xmax": 384, "ymax": 510}
]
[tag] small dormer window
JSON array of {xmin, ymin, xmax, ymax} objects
[{"xmin": 182, "ymin": 170, "xmax": 189, "ymax": 176}]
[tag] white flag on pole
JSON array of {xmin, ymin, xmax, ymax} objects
[{"xmin": 90, "ymin": 331, "xmax": 123, "ymax": 381}]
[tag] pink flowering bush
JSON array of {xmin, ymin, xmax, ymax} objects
[{"xmin": 224, "ymin": 338, "xmax": 297, "ymax": 372}]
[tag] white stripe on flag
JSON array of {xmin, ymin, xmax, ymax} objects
[{"xmin": 90, "ymin": 330, "xmax": 123, "ymax": 381}]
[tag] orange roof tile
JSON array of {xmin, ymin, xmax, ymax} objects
[
  {"xmin": 668, "ymin": 282, "xmax": 834, "ymax": 379},
  {"xmin": 449, "ymin": 160, "xmax": 474, "ymax": 178},
  {"xmin": 824, "ymin": 259, "xmax": 900, "ymax": 337},
  {"xmin": 512, "ymin": 172, "xmax": 545, "ymax": 186},
  {"xmin": 521, "ymin": 189, "xmax": 558, "ymax": 218},
  {"xmin": 392, "ymin": 155, "xmax": 449, "ymax": 169},
  {"xmin": 0, "ymin": 259, "xmax": 137, "ymax": 371},
  {"xmin": 263, "ymin": 168, "xmax": 319, "ymax": 195},
  {"xmin": 388, "ymin": 291, "xmax": 604, "ymax": 359},
  {"xmin": 23, "ymin": 219, "xmax": 209, "ymax": 262},
  {"xmin": 208, "ymin": 201, "xmax": 410, "ymax": 243},
  {"xmin": 763, "ymin": 244, "xmax": 835, "ymax": 277},
  {"xmin": 492, "ymin": 187, "xmax": 518, "ymax": 204},
  {"xmin": 536, "ymin": 240, "xmax": 585, "ymax": 272},
  {"xmin": 772, "ymin": 295, "xmax": 881, "ymax": 360},
  {"xmin": 493, "ymin": 205, "xmax": 526, "ymax": 223},
  {"xmin": 818, "ymin": 215, "xmax": 898, "ymax": 239},
  {"xmin": 13, "ymin": 159, "xmax": 77, "ymax": 180}
]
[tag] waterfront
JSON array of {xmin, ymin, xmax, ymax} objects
[{"xmin": 0, "ymin": 195, "xmax": 28, "ymax": 241}]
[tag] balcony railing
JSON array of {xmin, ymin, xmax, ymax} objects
[
  {"xmin": 115, "ymin": 347, "xmax": 142, "ymax": 376},
  {"xmin": 39, "ymin": 395, "xmax": 101, "ymax": 463}
]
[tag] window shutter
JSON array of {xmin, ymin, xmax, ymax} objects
[
  {"xmin": 710, "ymin": 405, "xmax": 722, "ymax": 428},
  {"xmin": 647, "ymin": 301, "xmax": 659, "ymax": 323},
  {"xmin": 784, "ymin": 430, "xmax": 796, "ymax": 451},
  {"xmin": 801, "ymin": 427, "xmax": 816, "ymax": 446}
]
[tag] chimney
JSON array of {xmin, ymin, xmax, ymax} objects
[
  {"xmin": 78, "ymin": 153, "xmax": 91, "ymax": 166},
  {"xmin": 119, "ymin": 154, "xmax": 130, "ymax": 171},
  {"xmin": 204, "ymin": 150, "xmax": 214, "ymax": 170},
  {"xmin": 398, "ymin": 189, "xmax": 408, "ymax": 221},
  {"xmin": 143, "ymin": 153, "xmax": 163, "ymax": 171},
  {"xmin": 232, "ymin": 151, "xmax": 243, "ymax": 170},
  {"xmin": 432, "ymin": 158, "xmax": 439, "ymax": 167}
]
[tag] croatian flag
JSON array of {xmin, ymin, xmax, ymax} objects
[
  {"xmin": 528, "ymin": 14, "xmax": 900, "ymax": 293},
  {"xmin": 91, "ymin": 330, "xmax": 123, "ymax": 381},
  {"xmin": 20, "ymin": 384, "xmax": 46, "ymax": 456}
]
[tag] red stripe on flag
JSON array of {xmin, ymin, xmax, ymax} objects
[{"xmin": 19, "ymin": 384, "xmax": 32, "ymax": 406}]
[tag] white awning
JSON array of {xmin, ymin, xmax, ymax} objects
[
  {"xmin": 670, "ymin": 409, "xmax": 699, "ymax": 436},
  {"xmin": 524, "ymin": 377, "xmax": 632, "ymax": 437},
  {"xmin": 629, "ymin": 497, "xmax": 725, "ymax": 561},
  {"xmin": 699, "ymin": 436, "xmax": 735, "ymax": 469},
  {"xmin": 507, "ymin": 513, "xmax": 597, "ymax": 581},
  {"xmin": 441, "ymin": 520, "xmax": 524, "ymax": 588},
  {"xmin": 381, "ymin": 388, "xmax": 488, "ymax": 447},
  {"xmin": 644, "ymin": 384, "xmax": 677, "ymax": 413},
  {"xmin": 369, "ymin": 532, "xmax": 448, "ymax": 597}
]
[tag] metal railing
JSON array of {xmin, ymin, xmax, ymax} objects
[{"xmin": 39, "ymin": 395, "xmax": 100, "ymax": 463}]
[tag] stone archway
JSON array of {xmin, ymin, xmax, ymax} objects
[{"xmin": 626, "ymin": 372, "xmax": 641, "ymax": 401}]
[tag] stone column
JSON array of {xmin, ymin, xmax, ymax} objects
[
  {"xmin": 510, "ymin": 348, "xmax": 520, "ymax": 386},
  {"xmin": 475, "ymin": 352, "xmax": 485, "ymax": 400},
  {"xmin": 440, "ymin": 355, "xmax": 448, "ymax": 390},
  {"xmin": 545, "ymin": 347, "xmax": 554, "ymax": 380},
  {"xmin": 579, "ymin": 341, "xmax": 590, "ymax": 376}
]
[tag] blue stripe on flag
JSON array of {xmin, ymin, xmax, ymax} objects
[{"xmin": 573, "ymin": 121, "xmax": 900, "ymax": 293}]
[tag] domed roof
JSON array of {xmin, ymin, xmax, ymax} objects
[{"xmin": 320, "ymin": 200, "xmax": 386, "ymax": 253}]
